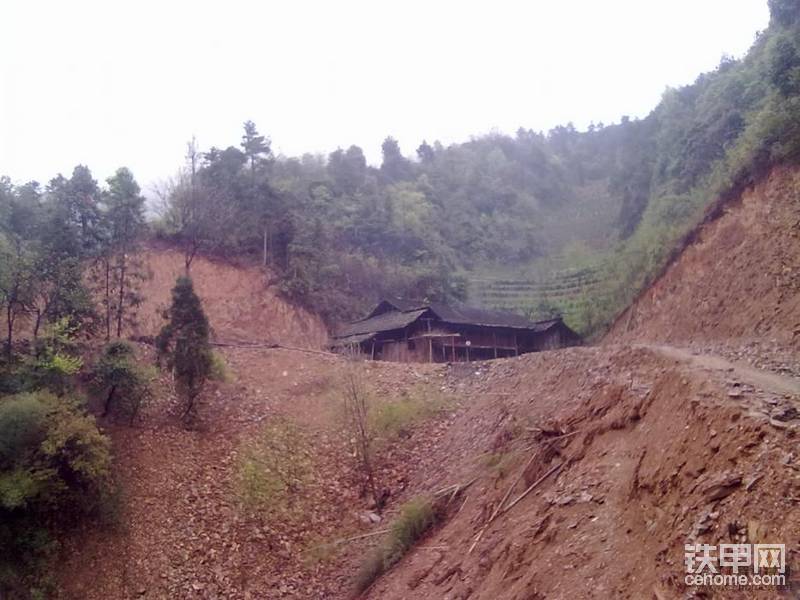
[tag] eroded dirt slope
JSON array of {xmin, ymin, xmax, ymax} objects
[
  {"xmin": 60, "ymin": 342, "xmax": 800, "ymax": 599},
  {"xmin": 133, "ymin": 247, "xmax": 328, "ymax": 348},
  {"xmin": 57, "ymin": 179, "xmax": 800, "ymax": 600},
  {"xmin": 606, "ymin": 166, "xmax": 800, "ymax": 348},
  {"xmin": 362, "ymin": 346, "xmax": 800, "ymax": 599}
]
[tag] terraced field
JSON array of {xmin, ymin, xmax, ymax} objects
[{"xmin": 466, "ymin": 259, "xmax": 612, "ymax": 334}]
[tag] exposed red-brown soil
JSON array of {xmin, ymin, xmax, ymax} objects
[
  {"xmin": 133, "ymin": 247, "xmax": 329, "ymax": 349},
  {"xmin": 606, "ymin": 166, "xmax": 800, "ymax": 349},
  {"xmin": 58, "ymin": 165, "xmax": 800, "ymax": 599},
  {"xmin": 363, "ymin": 345, "xmax": 800, "ymax": 600}
]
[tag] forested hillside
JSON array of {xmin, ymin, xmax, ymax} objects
[
  {"xmin": 146, "ymin": 0, "xmax": 800, "ymax": 333},
  {"xmin": 3, "ymin": 1, "xmax": 800, "ymax": 338},
  {"xmin": 1, "ymin": 2, "xmax": 799, "ymax": 596}
]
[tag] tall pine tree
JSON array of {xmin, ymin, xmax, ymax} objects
[{"xmin": 156, "ymin": 276, "xmax": 212, "ymax": 420}]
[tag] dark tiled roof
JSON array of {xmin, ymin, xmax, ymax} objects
[
  {"xmin": 334, "ymin": 298, "xmax": 575, "ymax": 340},
  {"xmin": 336, "ymin": 308, "xmax": 428, "ymax": 338},
  {"xmin": 364, "ymin": 297, "xmax": 541, "ymax": 329},
  {"xmin": 426, "ymin": 301, "xmax": 541, "ymax": 329}
]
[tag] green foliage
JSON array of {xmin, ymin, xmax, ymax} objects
[
  {"xmin": 4, "ymin": 9, "xmax": 800, "ymax": 346},
  {"xmin": 153, "ymin": 26, "xmax": 800, "ymax": 333},
  {"xmin": 354, "ymin": 497, "xmax": 438, "ymax": 593},
  {"xmin": 769, "ymin": 0, "xmax": 800, "ymax": 27},
  {"xmin": 369, "ymin": 386, "xmax": 450, "ymax": 440},
  {"xmin": 156, "ymin": 276, "xmax": 212, "ymax": 419},
  {"xmin": 0, "ymin": 391, "xmax": 112, "ymax": 595},
  {"xmin": 234, "ymin": 418, "xmax": 312, "ymax": 515},
  {"xmin": 208, "ymin": 350, "xmax": 229, "ymax": 382},
  {"xmin": 0, "ymin": 318, "xmax": 86, "ymax": 396},
  {"xmin": 92, "ymin": 340, "xmax": 153, "ymax": 423}
]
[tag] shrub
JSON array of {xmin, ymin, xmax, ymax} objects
[
  {"xmin": 370, "ymin": 386, "xmax": 450, "ymax": 440},
  {"xmin": 156, "ymin": 276, "xmax": 212, "ymax": 419},
  {"xmin": 234, "ymin": 418, "xmax": 311, "ymax": 516},
  {"xmin": 354, "ymin": 497, "xmax": 438, "ymax": 594},
  {"xmin": 0, "ymin": 391, "xmax": 112, "ymax": 595},
  {"xmin": 92, "ymin": 340, "xmax": 153, "ymax": 423},
  {"xmin": 209, "ymin": 350, "xmax": 229, "ymax": 382}
]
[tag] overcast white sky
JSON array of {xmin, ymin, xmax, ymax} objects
[{"xmin": 0, "ymin": 1, "xmax": 769, "ymax": 190}]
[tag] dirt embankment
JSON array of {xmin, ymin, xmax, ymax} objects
[
  {"xmin": 57, "ymin": 172, "xmax": 800, "ymax": 600},
  {"xmin": 58, "ymin": 341, "xmax": 800, "ymax": 599},
  {"xmin": 133, "ymin": 247, "xmax": 329, "ymax": 349},
  {"xmin": 363, "ymin": 346, "xmax": 800, "ymax": 599},
  {"xmin": 606, "ymin": 166, "xmax": 800, "ymax": 348}
]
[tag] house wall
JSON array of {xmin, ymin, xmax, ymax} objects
[{"xmin": 353, "ymin": 318, "xmax": 580, "ymax": 363}]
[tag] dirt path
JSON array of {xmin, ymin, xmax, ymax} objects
[{"xmin": 640, "ymin": 343, "xmax": 800, "ymax": 397}]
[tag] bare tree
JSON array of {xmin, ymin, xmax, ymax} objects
[
  {"xmin": 154, "ymin": 137, "xmax": 234, "ymax": 273},
  {"xmin": 341, "ymin": 364, "xmax": 380, "ymax": 510}
]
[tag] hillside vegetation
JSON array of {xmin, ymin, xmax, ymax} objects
[
  {"xmin": 144, "ymin": 0, "xmax": 800, "ymax": 333},
  {"xmin": 1, "ymin": 2, "xmax": 800, "ymax": 595},
  {"xmin": 3, "ymin": 3, "xmax": 799, "ymax": 335}
]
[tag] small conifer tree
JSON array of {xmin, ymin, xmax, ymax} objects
[{"xmin": 156, "ymin": 276, "xmax": 211, "ymax": 420}]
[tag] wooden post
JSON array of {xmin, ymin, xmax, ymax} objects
[
  {"xmin": 513, "ymin": 333, "xmax": 518, "ymax": 356},
  {"xmin": 429, "ymin": 337, "xmax": 433, "ymax": 363},
  {"xmin": 371, "ymin": 342, "xmax": 375, "ymax": 360},
  {"xmin": 493, "ymin": 331, "xmax": 498, "ymax": 359},
  {"xmin": 452, "ymin": 336, "xmax": 456, "ymax": 362}
]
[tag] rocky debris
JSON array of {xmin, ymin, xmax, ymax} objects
[
  {"xmin": 59, "ymin": 321, "xmax": 800, "ymax": 600},
  {"xmin": 702, "ymin": 472, "xmax": 743, "ymax": 502},
  {"xmin": 690, "ymin": 508, "xmax": 719, "ymax": 537},
  {"xmin": 358, "ymin": 511, "xmax": 383, "ymax": 525}
]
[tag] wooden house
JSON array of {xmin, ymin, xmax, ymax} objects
[{"xmin": 331, "ymin": 299, "xmax": 581, "ymax": 362}]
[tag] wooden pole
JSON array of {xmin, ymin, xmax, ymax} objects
[
  {"xmin": 493, "ymin": 331, "xmax": 498, "ymax": 359},
  {"xmin": 429, "ymin": 337, "xmax": 433, "ymax": 363}
]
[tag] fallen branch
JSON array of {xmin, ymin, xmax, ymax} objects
[
  {"xmin": 210, "ymin": 340, "xmax": 335, "ymax": 356},
  {"xmin": 501, "ymin": 462, "xmax": 563, "ymax": 515},
  {"xmin": 469, "ymin": 460, "xmax": 563, "ymax": 554},
  {"xmin": 492, "ymin": 451, "xmax": 538, "ymax": 522},
  {"xmin": 433, "ymin": 476, "xmax": 478, "ymax": 499},
  {"xmin": 545, "ymin": 430, "xmax": 581, "ymax": 442},
  {"xmin": 331, "ymin": 528, "xmax": 389, "ymax": 546}
]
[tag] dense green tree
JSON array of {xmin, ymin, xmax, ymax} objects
[
  {"xmin": 156, "ymin": 277, "xmax": 212, "ymax": 419},
  {"xmin": 769, "ymin": 35, "xmax": 800, "ymax": 95},
  {"xmin": 0, "ymin": 391, "xmax": 111, "ymax": 595},
  {"xmin": 101, "ymin": 168, "xmax": 147, "ymax": 340},
  {"xmin": 380, "ymin": 136, "xmax": 413, "ymax": 182},
  {"xmin": 328, "ymin": 145, "xmax": 367, "ymax": 194},
  {"xmin": 92, "ymin": 340, "xmax": 152, "ymax": 422},
  {"xmin": 416, "ymin": 140, "xmax": 435, "ymax": 165},
  {"xmin": 769, "ymin": 0, "xmax": 800, "ymax": 26},
  {"xmin": 241, "ymin": 120, "xmax": 273, "ymax": 183}
]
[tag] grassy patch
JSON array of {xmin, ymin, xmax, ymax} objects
[
  {"xmin": 354, "ymin": 496, "xmax": 439, "ymax": 594},
  {"xmin": 234, "ymin": 418, "xmax": 311, "ymax": 517},
  {"xmin": 209, "ymin": 350, "xmax": 230, "ymax": 382},
  {"xmin": 370, "ymin": 385, "xmax": 451, "ymax": 441},
  {"xmin": 480, "ymin": 450, "xmax": 515, "ymax": 474}
]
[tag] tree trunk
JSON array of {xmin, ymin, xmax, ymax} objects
[
  {"xmin": 5, "ymin": 303, "xmax": 14, "ymax": 359},
  {"xmin": 103, "ymin": 384, "xmax": 117, "ymax": 417},
  {"xmin": 33, "ymin": 309, "xmax": 42, "ymax": 339},
  {"xmin": 104, "ymin": 258, "xmax": 112, "ymax": 342},
  {"xmin": 263, "ymin": 227, "xmax": 268, "ymax": 267},
  {"xmin": 116, "ymin": 254, "xmax": 127, "ymax": 338}
]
